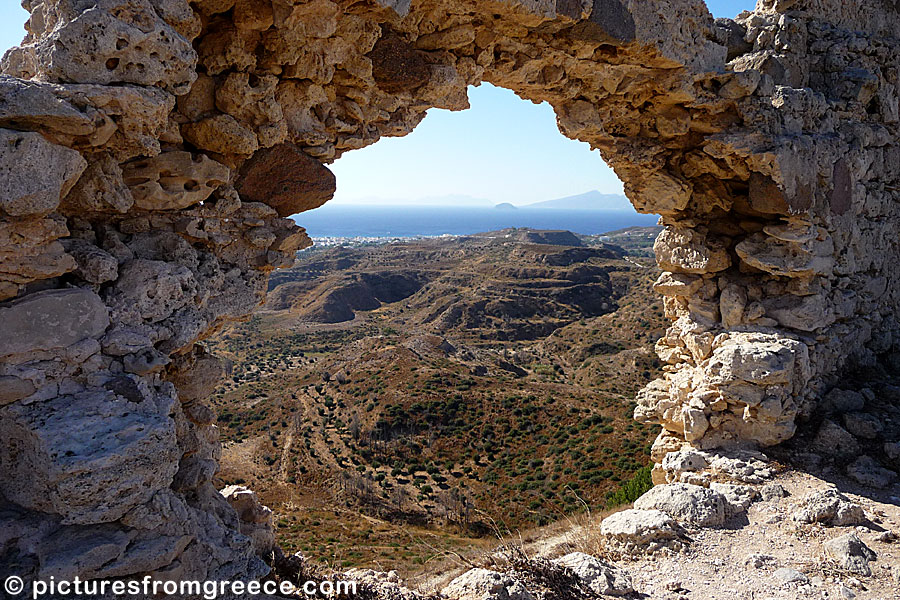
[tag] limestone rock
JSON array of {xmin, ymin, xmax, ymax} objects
[
  {"xmin": 824, "ymin": 533, "xmax": 877, "ymax": 576},
  {"xmin": 599, "ymin": 508, "xmax": 682, "ymax": 551},
  {"xmin": 0, "ymin": 216, "xmax": 76, "ymax": 297},
  {"xmin": 122, "ymin": 151, "xmax": 229, "ymax": 210},
  {"xmin": 32, "ymin": 0, "xmax": 197, "ymax": 94},
  {"xmin": 182, "ymin": 114, "xmax": 258, "ymax": 156},
  {"xmin": 62, "ymin": 239, "xmax": 119, "ymax": 284},
  {"xmin": 166, "ymin": 346, "xmax": 225, "ymax": 402},
  {"xmin": 0, "ymin": 376, "xmax": 37, "ymax": 406},
  {"xmin": 761, "ymin": 483, "xmax": 789, "ymax": 501},
  {"xmin": 792, "ymin": 489, "xmax": 866, "ymax": 526},
  {"xmin": 1, "ymin": 0, "xmax": 900, "ymax": 585},
  {"xmin": 106, "ymin": 259, "xmax": 198, "ymax": 323},
  {"xmin": 822, "ymin": 388, "xmax": 866, "ymax": 414},
  {"xmin": 842, "ymin": 412, "xmax": 883, "ymax": 440},
  {"xmin": 811, "ymin": 420, "xmax": 861, "ymax": 460},
  {"xmin": 342, "ymin": 569, "xmax": 423, "ymax": 600},
  {"xmin": 221, "ymin": 485, "xmax": 275, "ymax": 558},
  {"xmin": 367, "ymin": 33, "xmax": 431, "ymax": 93},
  {"xmin": 61, "ymin": 154, "xmax": 135, "ymax": 214},
  {"xmin": 654, "ymin": 227, "xmax": 731, "ymax": 275},
  {"xmin": 553, "ymin": 552, "xmax": 633, "ymax": 597},
  {"xmin": 845, "ymin": 456, "xmax": 897, "ymax": 489},
  {"xmin": 0, "ymin": 76, "xmax": 101, "ymax": 142},
  {"xmin": 442, "ymin": 568, "xmax": 534, "ymax": 600},
  {"xmin": 52, "ymin": 83, "xmax": 176, "ymax": 160},
  {"xmin": 710, "ymin": 482, "xmax": 758, "ymax": 517},
  {"xmin": 634, "ymin": 483, "xmax": 728, "ymax": 527},
  {"xmin": 235, "ymin": 143, "xmax": 336, "ymax": 217},
  {"xmin": 0, "ymin": 289, "xmax": 109, "ymax": 359},
  {"xmin": 773, "ymin": 567, "xmax": 808, "ymax": 585},
  {"xmin": 0, "ymin": 387, "xmax": 179, "ymax": 525},
  {"xmin": 653, "ymin": 272, "xmax": 704, "ymax": 297},
  {"xmin": 885, "ymin": 441, "xmax": 900, "ymax": 461},
  {"xmin": 0, "ymin": 129, "xmax": 86, "ymax": 216},
  {"xmin": 736, "ymin": 231, "xmax": 834, "ymax": 279}
]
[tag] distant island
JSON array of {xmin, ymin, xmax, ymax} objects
[
  {"xmin": 524, "ymin": 190, "xmax": 632, "ymax": 211},
  {"xmin": 494, "ymin": 202, "xmax": 517, "ymax": 210}
]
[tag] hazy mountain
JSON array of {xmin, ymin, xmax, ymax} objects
[
  {"xmin": 524, "ymin": 190, "xmax": 632, "ymax": 211},
  {"xmin": 494, "ymin": 202, "xmax": 517, "ymax": 210}
]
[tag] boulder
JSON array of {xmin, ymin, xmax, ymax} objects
[
  {"xmin": 442, "ymin": 568, "xmax": 534, "ymax": 600},
  {"xmin": 824, "ymin": 533, "xmax": 877, "ymax": 576},
  {"xmin": 600, "ymin": 508, "xmax": 682, "ymax": 549},
  {"xmin": 634, "ymin": 483, "xmax": 727, "ymax": 527},
  {"xmin": 842, "ymin": 412, "xmax": 883, "ymax": 439},
  {"xmin": 553, "ymin": 552, "xmax": 633, "ymax": 597},
  {"xmin": 845, "ymin": 456, "xmax": 897, "ymax": 489},
  {"xmin": 811, "ymin": 420, "xmax": 861, "ymax": 460},
  {"xmin": 234, "ymin": 143, "xmax": 336, "ymax": 217},
  {"xmin": 791, "ymin": 488, "xmax": 866, "ymax": 526}
]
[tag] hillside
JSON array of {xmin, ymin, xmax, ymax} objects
[{"xmin": 208, "ymin": 230, "xmax": 667, "ymax": 575}]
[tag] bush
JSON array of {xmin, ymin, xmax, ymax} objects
[{"xmin": 605, "ymin": 465, "xmax": 653, "ymax": 508}]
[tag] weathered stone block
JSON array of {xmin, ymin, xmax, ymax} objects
[
  {"xmin": 234, "ymin": 143, "xmax": 336, "ymax": 217},
  {"xmin": 0, "ymin": 289, "xmax": 109, "ymax": 358},
  {"xmin": 0, "ymin": 129, "xmax": 86, "ymax": 217}
]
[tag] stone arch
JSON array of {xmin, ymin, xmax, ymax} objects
[{"xmin": 0, "ymin": 0, "xmax": 898, "ymax": 583}]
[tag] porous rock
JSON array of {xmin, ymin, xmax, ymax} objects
[
  {"xmin": 553, "ymin": 552, "xmax": 633, "ymax": 597},
  {"xmin": 0, "ymin": 129, "xmax": 86, "ymax": 216},
  {"xmin": 792, "ymin": 488, "xmax": 866, "ymax": 526},
  {"xmin": 634, "ymin": 483, "xmax": 728, "ymax": 527},
  {"xmin": 442, "ymin": 568, "xmax": 534, "ymax": 600},
  {"xmin": 600, "ymin": 508, "xmax": 682, "ymax": 552}
]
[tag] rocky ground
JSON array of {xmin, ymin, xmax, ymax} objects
[
  {"xmin": 249, "ymin": 367, "xmax": 900, "ymax": 600},
  {"xmin": 256, "ymin": 459, "xmax": 899, "ymax": 600},
  {"xmin": 605, "ymin": 469, "xmax": 900, "ymax": 600}
]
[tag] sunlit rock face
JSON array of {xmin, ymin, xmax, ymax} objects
[{"xmin": 1, "ymin": 0, "xmax": 899, "ymax": 583}]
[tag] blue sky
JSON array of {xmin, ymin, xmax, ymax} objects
[{"xmin": 0, "ymin": 1, "xmax": 756, "ymax": 206}]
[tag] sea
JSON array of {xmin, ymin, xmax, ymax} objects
[{"xmin": 292, "ymin": 204, "xmax": 659, "ymax": 238}]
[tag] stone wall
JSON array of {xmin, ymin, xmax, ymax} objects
[{"xmin": 0, "ymin": 0, "xmax": 898, "ymax": 584}]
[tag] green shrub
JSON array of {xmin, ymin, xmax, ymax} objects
[{"xmin": 605, "ymin": 465, "xmax": 653, "ymax": 508}]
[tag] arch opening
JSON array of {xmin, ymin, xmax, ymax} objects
[{"xmin": 0, "ymin": 0, "xmax": 898, "ymax": 586}]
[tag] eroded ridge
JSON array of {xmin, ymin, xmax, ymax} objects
[{"xmin": 0, "ymin": 0, "xmax": 898, "ymax": 583}]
